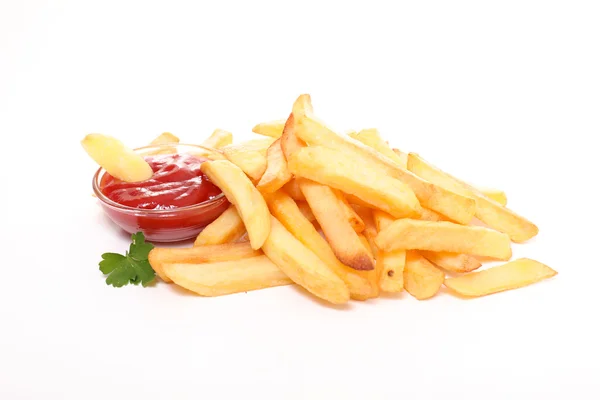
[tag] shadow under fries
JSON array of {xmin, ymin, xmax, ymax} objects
[
  {"xmin": 377, "ymin": 291, "xmax": 406, "ymax": 301},
  {"xmin": 289, "ymin": 285, "xmax": 353, "ymax": 310},
  {"xmin": 165, "ymin": 282, "xmax": 202, "ymax": 297},
  {"xmin": 438, "ymin": 285, "xmax": 474, "ymax": 300}
]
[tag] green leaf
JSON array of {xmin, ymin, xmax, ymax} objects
[
  {"xmin": 99, "ymin": 253, "xmax": 126, "ymax": 274},
  {"xmin": 128, "ymin": 232, "xmax": 154, "ymax": 261},
  {"xmin": 98, "ymin": 232, "xmax": 155, "ymax": 288}
]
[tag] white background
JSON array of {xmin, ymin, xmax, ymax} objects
[{"xmin": 1, "ymin": 1, "xmax": 599, "ymax": 399}]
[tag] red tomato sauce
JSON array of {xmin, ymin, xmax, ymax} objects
[{"xmin": 100, "ymin": 154, "xmax": 222, "ymax": 210}]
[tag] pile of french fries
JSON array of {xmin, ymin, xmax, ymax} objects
[{"xmin": 144, "ymin": 94, "xmax": 557, "ymax": 304}]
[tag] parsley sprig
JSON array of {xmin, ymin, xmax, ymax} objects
[{"xmin": 99, "ymin": 232, "xmax": 155, "ymax": 287}]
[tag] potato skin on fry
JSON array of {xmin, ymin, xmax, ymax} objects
[
  {"xmin": 280, "ymin": 113, "xmax": 306, "ymax": 162},
  {"xmin": 201, "ymin": 160, "xmax": 271, "ymax": 249},
  {"xmin": 444, "ymin": 258, "xmax": 557, "ymax": 297},
  {"xmin": 256, "ymin": 138, "xmax": 292, "ymax": 194},
  {"xmin": 262, "ymin": 216, "xmax": 350, "ymax": 304}
]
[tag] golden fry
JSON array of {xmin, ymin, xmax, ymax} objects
[
  {"xmin": 297, "ymin": 201, "xmax": 316, "ymax": 222},
  {"xmin": 293, "ymin": 117, "xmax": 476, "ymax": 223},
  {"xmin": 252, "ymin": 119, "xmax": 286, "ymax": 138},
  {"xmin": 349, "ymin": 129, "xmax": 406, "ymax": 167},
  {"xmin": 149, "ymin": 242, "xmax": 261, "ymax": 283},
  {"xmin": 299, "ymin": 179, "xmax": 375, "ymax": 271},
  {"xmin": 373, "ymin": 210, "xmax": 394, "ymax": 232},
  {"xmin": 163, "ymin": 255, "xmax": 293, "ymax": 296},
  {"xmin": 194, "ymin": 204, "xmax": 245, "ymax": 246},
  {"xmin": 202, "ymin": 129, "xmax": 233, "ymax": 149},
  {"xmin": 201, "ymin": 160, "xmax": 270, "ymax": 249},
  {"xmin": 375, "ymin": 219, "xmax": 512, "ymax": 260},
  {"xmin": 150, "ymin": 132, "xmax": 180, "ymax": 145},
  {"xmin": 392, "ymin": 148, "xmax": 409, "ymax": 168},
  {"xmin": 262, "ymin": 217, "xmax": 350, "ymax": 304},
  {"xmin": 282, "ymin": 179, "xmax": 305, "ymax": 201},
  {"xmin": 267, "ymin": 191, "xmax": 378, "ymax": 300},
  {"xmin": 81, "ymin": 134, "xmax": 153, "ymax": 182},
  {"xmin": 289, "ymin": 146, "xmax": 421, "ymax": 218},
  {"xmin": 337, "ymin": 192, "xmax": 366, "ymax": 233},
  {"xmin": 403, "ymin": 251, "xmax": 444, "ymax": 300},
  {"xmin": 280, "ymin": 113, "xmax": 306, "ymax": 162},
  {"xmin": 256, "ymin": 138, "xmax": 292, "ymax": 193},
  {"xmin": 444, "ymin": 258, "xmax": 557, "ymax": 297},
  {"xmin": 407, "ymin": 153, "xmax": 537, "ymax": 242},
  {"xmin": 420, "ymin": 251, "xmax": 482, "ymax": 273},
  {"xmin": 370, "ymin": 209, "xmax": 405, "ymax": 293},
  {"xmin": 476, "ymin": 187, "xmax": 507, "ymax": 206}
]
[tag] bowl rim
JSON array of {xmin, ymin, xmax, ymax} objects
[{"xmin": 92, "ymin": 143, "xmax": 227, "ymax": 215}]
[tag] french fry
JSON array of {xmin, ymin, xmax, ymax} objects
[
  {"xmin": 252, "ymin": 119, "xmax": 286, "ymax": 138},
  {"xmin": 444, "ymin": 258, "xmax": 557, "ymax": 297},
  {"xmin": 420, "ymin": 207, "xmax": 445, "ymax": 222},
  {"xmin": 282, "ymin": 179, "xmax": 305, "ymax": 201},
  {"xmin": 262, "ymin": 216, "xmax": 350, "ymax": 304},
  {"xmin": 373, "ymin": 209, "xmax": 478, "ymax": 275},
  {"xmin": 194, "ymin": 204, "xmax": 245, "ymax": 246},
  {"xmin": 377, "ymin": 249, "xmax": 406, "ymax": 293},
  {"xmin": 349, "ymin": 129, "xmax": 406, "ymax": 167},
  {"xmin": 407, "ymin": 153, "xmax": 538, "ymax": 242},
  {"xmin": 297, "ymin": 201, "xmax": 316, "ymax": 222},
  {"xmin": 163, "ymin": 255, "xmax": 293, "ymax": 296},
  {"xmin": 256, "ymin": 138, "xmax": 292, "ymax": 193},
  {"xmin": 291, "ymin": 93, "xmax": 314, "ymax": 120},
  {"xmin": 370, "ymin": 210, "xmax": 406, "ymax": 293},
  {"xmin": 359, "ymin": 232, "xmax": 377, "ymax": 260},
  {"xmin": 337, "ymin": 192, "xmax": 365, "ymax": 233},
  {"xmin": 150, "ymin": 132, "xmax": 180, "ymax": 145},
  {"xmin": 392, "ymin": 148, "xmax": 409, "ymax": 168},
  {"xmin": 373, "ymin": 209, "xmax": 395, "ymax": 232},
  {"xmin": 299, "ymin": 179, "xmax": 375, "ymax": 271},
  {"xmin": 352, "ymin": 205, "xmax": 377, "ymax": 239},
  {"xmin": 149, "ymin": 242, "xmax": 261, "ymax": 283},
  {"xmin": 201, "ymin": 160, "xmax": 270, "ymax": 249},
  {"xmin": 280, "ymin": 114, "xmax": 306, "ymax": 162},
  {"xmin": 375, "ymin": 219, "xmax": 512, "ymax": 260},
  {"xmin": 222, "ymin": 138, "xmax": 276, "ymax": 154},
  {"xmin": 267, "ymin": 191, "xmax": 378, "ymax": 300},
  {"xmin": 222, "ymin": 150, "xmax": 267, "ymax": 181},
  {"xmin": 288, "ymin": 146, "xmax": 421, "ymax": 219},
  {"xmin": 81, "ymin": 134, "xmax": 153, "ymax": 182},
  {"xmin": 420, "ymin": 251, "xmax": 482, "ymax": 273},
  {"xmin": 202, "ymin": 129, "xmax": 233, "ymax": 149},
  {"xmin": 345, "ymin": 194, "xmax": 376, "ymax": 209},
  {"xmin": 403, "ymin": 251, "xmax": 444, "ymax": 300},
  {"xmin": 476, "ymin": 187, "xmax": 507, "ymax": 206},
  {"xmin": 293, "ymin": 117, "xmax": 476, "ymax": 224}
]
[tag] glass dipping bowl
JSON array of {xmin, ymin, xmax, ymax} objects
[{"xmin": 92, "ymin": 144, "xmax": 230, "ymax": 242}]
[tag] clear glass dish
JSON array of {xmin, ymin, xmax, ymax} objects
[{"xmin": 92, "ymin": 144, "xmax": 229, "ymax": 242}]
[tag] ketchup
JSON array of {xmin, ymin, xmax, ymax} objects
[{"xmin": 100, "ymin": 154, "xmax": 222, "ymax": 210}]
